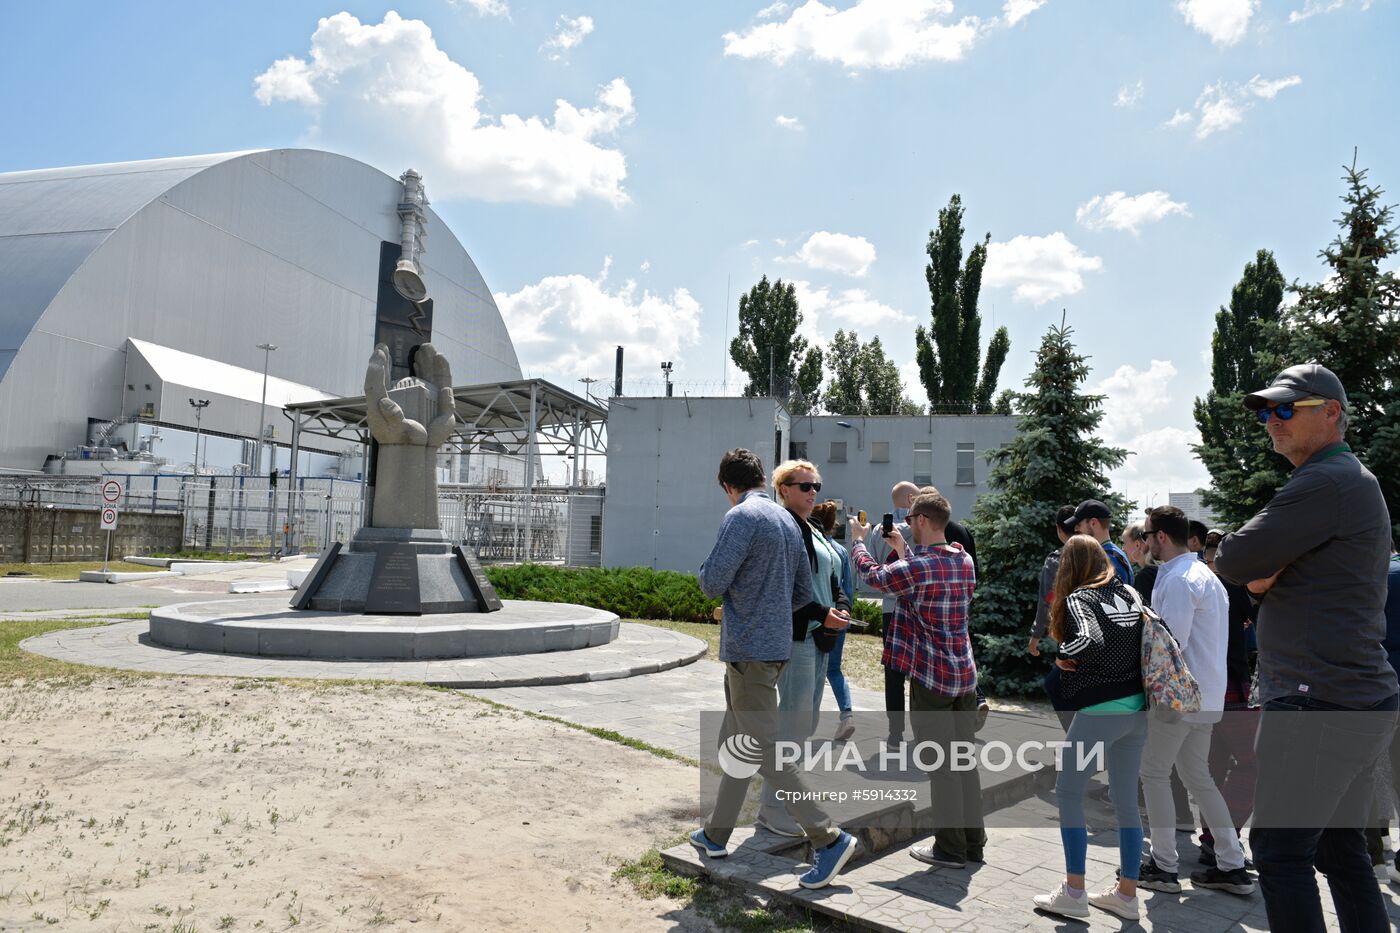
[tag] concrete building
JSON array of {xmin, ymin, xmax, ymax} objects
[
  {"xmin": 602, "ymin": 396, "xmax": 1017, "ymax": 575},
  {"xmin": 0, "ymin": 149, "xmax": 521, "ymax": 473}
]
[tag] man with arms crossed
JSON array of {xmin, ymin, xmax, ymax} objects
[
  {"xmin": 1215, "ymin": 364, "xmax": 1398, "ymax": 932},
  {"xmin": 689, "ymin": 448, "xmax": 858, "ymax": 889},
  {"xmin": 1136, "ymin": 505, "xmax": 1254, "ymax": 896},
  {"xmin": 851, "ymin": 488, "xmax": 984, "ymax": 868}
]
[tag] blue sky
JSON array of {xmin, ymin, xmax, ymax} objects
[{"xmin": 4, "ymin": 0, "xmax": 1397, "ymax": 507}]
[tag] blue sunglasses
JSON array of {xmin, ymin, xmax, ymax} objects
[{"xmin": 1256, "ymin": 399, "xmax": 1327, "ymax": 424}]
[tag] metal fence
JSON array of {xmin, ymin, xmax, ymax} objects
[{"xmin": 0, "ymin": 473, "xmax": 604, "ymax": 565}]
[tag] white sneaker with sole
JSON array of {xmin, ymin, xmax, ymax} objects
[
  {"xmin": 1089, "ymin": 885, "xmax": 1140, "ymax": 921},
  {"xmin": 1032, "ymin": 882, "xmax": 1089, "ymax": 919}
]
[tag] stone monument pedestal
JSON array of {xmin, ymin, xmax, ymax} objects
[{"xmin": 295, "ymin": 527, "xmax": 501, "ymax": 616}]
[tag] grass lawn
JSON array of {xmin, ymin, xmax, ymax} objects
[
  {"xmin": 0, "ymin": 560, "xmax": 156, "ymax": 579},
  {"xmin": 0, "ymin": 616, "xmax": 153, "ymax": 684}
]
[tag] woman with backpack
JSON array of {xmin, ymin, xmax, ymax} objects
[{"xmin": 1032, "ymin": 535, "xmax": 1149, "ymax": 922}]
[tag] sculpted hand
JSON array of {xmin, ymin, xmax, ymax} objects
[
  {"xmin": 413, "ymin": 343, "xmax": 457, "ymax": 447},
  {"xmin": 365, "ymin": 344, "xmax": 426, "ymax": 445}
]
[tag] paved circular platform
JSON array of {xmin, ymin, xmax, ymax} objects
[
  {"xmin": 149, "ymin": 598, "xmax": 620, "ymax": 660},
  {"xmin": 22, "ymin": 618, "xmax": 708, "ymax": 688}
]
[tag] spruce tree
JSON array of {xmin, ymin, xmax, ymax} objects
[
  {"xmin": 1279, "ymin": 155, "xmax": 1400, "ymax": 541},
  {"xmin": 915, "ymin": 195, "xmax": 1011, "ymax": 413},
  {"xmin": 1191, "ymin": 250, "xmax": 1292, "ymax": 528},
  {"xmin": 968, "ymin": 319, "xmax": 1131, "ymax": 695},
  {"xmin": 729, "ymin": 275, "xmax": 824, "ymax": 414}
]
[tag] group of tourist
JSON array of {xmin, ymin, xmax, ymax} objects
[{"xmin": 687, "ymin": 362, "xmax": 1399, "ymax": 933}]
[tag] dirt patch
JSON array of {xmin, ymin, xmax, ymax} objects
[{"xmin": 0, "ymin": 677, "xmax": 706, "ymax": 932}]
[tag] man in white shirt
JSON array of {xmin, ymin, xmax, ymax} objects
[{"xmin": 1136, "ymin": 505, "xmax": 1256, "ymax": 896}]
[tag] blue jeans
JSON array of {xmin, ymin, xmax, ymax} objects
[
  {"xmin": 1251, "ymin": 693, "xmax": 1398, "ymax": 933},
  {"xmin": 758, "ymin": 636, "xmax": 829, "ymax": 831},
  {"xmin": 1054, "ymin": 709, "xmax": 1148, "ymax": 879},
  {"xmin": 825, "ymin": 629, "xmax": 853, "ymax": 716}
]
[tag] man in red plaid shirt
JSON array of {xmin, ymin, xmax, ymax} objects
[{"xmin": 850, "ymin": 486, "xmax": 985, "ymax": 869}]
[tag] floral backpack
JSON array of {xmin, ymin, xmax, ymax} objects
[{"xmin": 1127, "ymin": 587, "xmax": 1202, "ymax": 715}]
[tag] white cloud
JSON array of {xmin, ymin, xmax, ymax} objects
[
  {"xmin": 1163, "ymin": 74, "xmax": 1303, "ymax": 139},
  {"xmin": 723, "ymin": 0, "xmax": 982, "ymax": 70},
  {"xmin": 1076, "ymin": 191, "xmax": 1189, "ymax": 235},
  {"xmin": 775, "ymin": 114, "xmax": 805, "ymax": 130},
  {"xmin": 1175, "ymin": 0, "xmax": 1258, "ymax": 46},
  {"xmin": 792, "ymin": 281, "xmax": 911, "ymax": 334},
  {"xmin": 1114, "ymin": 80, "xmax": 1144, "ymax": 108},
  {"xmin": 453, "ymin": 0, "xmax": 509, "ymax": 16},
  {"xmin": 495, "ymin": 258, "xmax": 702, "ymax": 378},
  {"xmin": 1002, "ymin": 0, "xmax": 1048, "ymax": 26},
  {"xmin": 742, "ymin": 239, "xmax": 761, "ymax": 248},
  {"xmin": 757, "ymin": 1, "xmax": 791, "ymax": 18},
  {"xmin": 253, "ymin": 12, "xmax": 635, "ymax": 207},
  {"xmin": 639, "ymin": 260, "xmax": 651, "ymax": 272},
  {"xmin": 786, "ymin": 231, "xmax": 877, "ymax": 276},
  {"xmin": 983, "ymin": 232, "xmax": 1103, "ymax": 304},
  {"xmin": 1093, "ymin": 360, "xmax": 1210, "ymax": 507},
  {"xmin": 1289, "ymin": 0, "xmax": 1369, "ymax": 23},
  {"xmin": 542, "ymin": 14, "xmax": 594, "ymax": 59}
]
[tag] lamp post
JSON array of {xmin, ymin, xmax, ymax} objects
[
  {"xmin": 188, "ymin": 398, "xmax": 211, "ymax": 476},
  {"xmin": 835, "ymin": 419, "xmax": 863, "ymax": 451},
  {"xmin": 255, "ymin": 343, "xmax": 277, "ymax": 473},
  {"xmin": 578, "ymin": 377, "xmax": 599, "ymax": 485},
  {"xmin": 660, "ymin": 361, "xmax": 673, "ymax": 397}
]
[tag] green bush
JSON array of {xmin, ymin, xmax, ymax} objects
[
  {"xmin": 850, "ymin": 597, "xmax": 884, "ymax": 636},
  {"xmin": 484, "ymin": 564, "xmax": 720, "ymax": 623}
]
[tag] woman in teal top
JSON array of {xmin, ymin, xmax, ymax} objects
[
  {"xmin": 755, "ymin": 460, "xmax": 851, "ymax": 837},
  {"xmin": 1032, "ymin": 535, "xmax": 1148, "ymax": 923}
]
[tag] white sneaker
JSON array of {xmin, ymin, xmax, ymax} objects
[
  {"xmin": 834, "ymin": 718, "xmax": 856, "ymax": 742},
  {"xmin": 1032, "ymin": 882, "xmax": 1089, "ymax": 919},
  {"xmin": 1089, "ymin": 885, "xmax": 1140, "ymax": 921}
]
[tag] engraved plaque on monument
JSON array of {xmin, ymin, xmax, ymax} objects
[
  {"xmin": 453, "ymin": 546, "xmax": 504, "ymax": 612},
  {"xmin": 364, "ymin": 543, "xmax": 423, "ymax": 615}
]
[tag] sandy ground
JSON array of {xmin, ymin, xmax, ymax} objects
[{"xmin": 0, "ymin": 677, "xmax": 704, "ymax": 932}]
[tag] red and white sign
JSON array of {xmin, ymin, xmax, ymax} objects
[
  {"xmin": 100, "ymin": 507, "xmax": 119, "ymax": 531},
  {"xmin": 101, "ymin": 479, "xmax": 123, "ymax": 503}
]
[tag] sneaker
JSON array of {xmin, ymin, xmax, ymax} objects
[
  {"xmin": 909, "ymin": 843, "xmax": 966, "ymax": 869},
  {"xmin": 1190, "ymin": 865, "xmax": 1255, "ymax": 895},
  {"xmin": 798, "ymin": 831, "xmax": 858, "ymax": 889},
  {"xmin": 976, "ymin": 699, "xmax": 990, "ymax": 733},
  {"xmin": 1388, "ymin": 864, "xmax": 1400, "ymax": 885},
  {"xmin": 689, "ymin": 828, "xmax": 727, "ymax": 859},
  {"xmin": 1199, "ymin": 836, "xmax": 1254, "ymax": 870},
  {"xmin": 1032, "ymin": 882, "xmax": 1089, "ymax": 919},
  {"xmin": 834, "ymin": 718, "xmax": 856, "ymax": 742},
  {"xmin": 1137, "ymin": 856, "xmax": 1182, "ymax": 893},
  {"xmin": 965, "ymin": 850, "xmax": 985, "ymax": 863},
  {"xmin": 754, "ymin": 815, "xmax": 804, "ymax": 838},
  {"xmin": 1088, "ymin": 884, "xmax": 1140, "ymax": 921}
]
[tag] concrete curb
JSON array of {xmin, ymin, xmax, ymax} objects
[{"xmin": 78, "ymin": 570, "xmax": 182, "ymax": 583}]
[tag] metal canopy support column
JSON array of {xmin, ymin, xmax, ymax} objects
[
  {"xmin": 523, "ymin": 383, "xmax": 537, "ymax": 561},
  {"xmin": 567, "ymin": 408, "xmax": 581, "ymax": 566},
  {"xmin": 285, "ymin": 414, "xmax": 302, "ymax": 554}
]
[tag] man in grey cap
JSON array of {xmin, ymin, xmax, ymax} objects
[{"xmin": 1214, "ymin": 363, "xmax": 1398, "ymax": 932}]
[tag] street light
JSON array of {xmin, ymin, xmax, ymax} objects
[
  {"xmin": 660, "ymin": 361, "xmax": 673, "ymax": 397},
  {"xmin": 255, "ymin": 343, "xmax": 278, "ymax": 474},
  {"xmin": 188, "ymin": 398, "xmax": 211, "ymax": 475},
  {"xmin": 835, "ymin": 420, "xmax": 863, "ymax": 451}
]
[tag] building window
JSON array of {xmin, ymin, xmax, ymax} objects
[
  {"xmin": 913, "ymin": 442, "xmax": 932, "ymax": 485},
  {"xmin": 829, "ymin": 441, "xmax": 847, "ymax": 463},
  {"xmin": 789, "ymin": 440, "xmax": 808, "ymax": 460},
  {"xmin": 956, "ymin": 442, "xmax": 976, "ymax": 486},
  {"xmin": 589, "ymin": 516, "xmax": 602, "ymax": 555},
  {"xmin": 870, "ymin": 441, "xmax": 889, "ymax": 463}
]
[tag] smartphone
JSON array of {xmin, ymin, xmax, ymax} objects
[
  {"xmin": 846, "ymin": 616, "xmax": 869, "ymax": 629},
  {"xmin": 857, "ymin": 510, "xmax": 867, "ymax": 524},
  {"xmin": 882, "ymin": 512, "xmax": 894, "ymax": 536}
]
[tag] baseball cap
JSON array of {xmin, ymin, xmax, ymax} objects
[
  {"xmin": 1063, "ymin": 499, "xmax": 1111, "ymax": 533},
  {"xmin": 1243, "ymin": 363, "xmax": 1348, "ymax": 411}
]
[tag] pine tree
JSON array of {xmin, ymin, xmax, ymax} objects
[
  {"xmin": 968, "ymin": 319, "xmax": 1131, "ymax": 695},
  {"xmin": 1191, "ymin": 250, "xmax": 1292, "ymax": 528},
  {"xmin": 1279, "ymin": 155, "xmax": 1400, "ymax": 541},
  {"xmin": 915, "ymin": 194, "xmax": 1011, "ymax": 413},
  {"xmin": 729, "ymin": 275, "xmax": 824, "ymax": 414}
]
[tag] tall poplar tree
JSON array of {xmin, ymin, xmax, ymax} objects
[
  {"xmin": 729, "ymin": 275, "xmax": 824, "ymax": 414},
  {"xmin": 915, "ymin": 195, "xmax": 1011, "ymax": 413},
  {"xmin": 968, "ymin": 319, "xmax": 1131, "ymax": 695},
  {"xmin": 1191, "ymin": 250, "xmax": 1291, "ymax": 528}
]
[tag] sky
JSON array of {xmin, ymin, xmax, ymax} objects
[{"xmin": 3, "ymin": 0, "xmax": 1397, "ymax": 508}]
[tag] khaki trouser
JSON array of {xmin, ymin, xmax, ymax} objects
[
  {"xmin": 909, "ymin": 683, "xmax": 987, "ymax": 859},
  {"xmin": 704, "ymin": 660, "xmax": 839, "ymax": 848}
]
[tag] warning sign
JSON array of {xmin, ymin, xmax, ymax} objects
[
  {"xmin": 101, "ymin": 479, "xmax": 123, "ymax": 503},
  {"xmin": 100, "ymin": 507, "xmax": 119, "ymax": 531}
]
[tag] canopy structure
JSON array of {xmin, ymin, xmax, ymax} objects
[{"xmin": 280, "ymin": 378, "xmax": 607, "ymax": 552}]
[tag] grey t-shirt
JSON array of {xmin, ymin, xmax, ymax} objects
[{"xmin": 1215, "ymin": 445, "xmax": 1398, "ymax": 707}]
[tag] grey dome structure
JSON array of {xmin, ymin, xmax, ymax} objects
[{"xmin": 0, "ymin": 149, "xmax": 521, "ymax": 470}]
